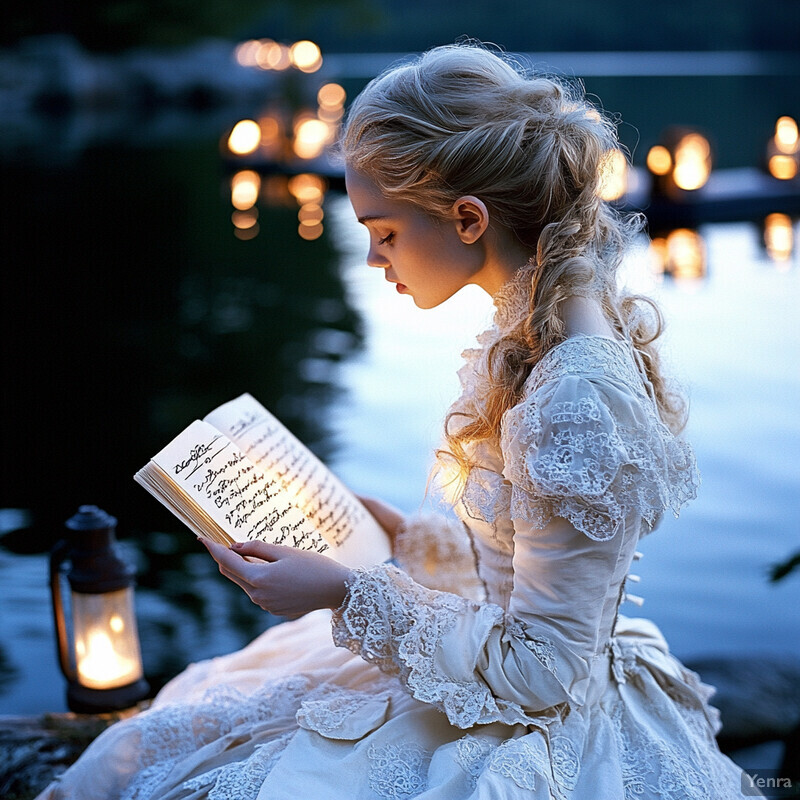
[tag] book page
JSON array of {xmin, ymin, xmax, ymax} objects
[
  {"xmin": 135, "ymin": 421, "xmax": 329, "ymax": 553},
  {"xmin": 204, "ymin": 394, "xmax": 391, "ymax": 567}
]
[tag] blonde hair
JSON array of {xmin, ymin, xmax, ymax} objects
[{"xmin": 341, "ymin": 43, "xmax": 687, "ymax": 478}]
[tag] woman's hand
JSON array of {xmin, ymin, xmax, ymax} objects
[
  {"xmin": 356, "ymin": 494, "xmax": 406, "ymax": 549},
  {"xmin": 201, "ymin": 539, "xmax": 352, "ymax": 619}
]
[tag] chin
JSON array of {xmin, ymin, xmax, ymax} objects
[{"xmin": 413, "ymin": 288, "xmax": 460, "ymax": 310}]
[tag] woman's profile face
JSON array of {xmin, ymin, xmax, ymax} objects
[{"xmin": 345, "ymin": 166, "xmax": 486, "ymax": 309}]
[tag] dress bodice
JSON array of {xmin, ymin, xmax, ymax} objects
[{"xmin": 444, "ymin": 321, "xmax": 699, "ymax": 646}]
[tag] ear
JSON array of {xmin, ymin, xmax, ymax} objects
[{"xmin": 451, "ymin": 196, "xmax": 489, "ymax": 244}]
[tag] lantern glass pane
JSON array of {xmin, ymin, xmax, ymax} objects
[{"xmin": 71, "ymin": 588, "xmax": 144, "ymax": 689}]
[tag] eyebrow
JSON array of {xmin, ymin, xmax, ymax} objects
[{"xmin": 357, "ymin": 214, "xmax": 390, "ymax": 225}]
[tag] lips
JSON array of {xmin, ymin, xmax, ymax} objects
[{"xmin": 385, "ymin": 275, "xmax": 408, "ymax": 294}]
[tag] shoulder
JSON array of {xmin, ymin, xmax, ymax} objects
[
  {"xmin": 500, "ymin": 336, "xmax": 699, "ymax": 540},
  {"xmin": 502, "ymin": 336, "xmax": 652, "ymax": 451}
]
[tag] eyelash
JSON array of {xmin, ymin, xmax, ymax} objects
[{"xmin": 377, "ymin": 233, "xmax": 395, "ymax": 245}]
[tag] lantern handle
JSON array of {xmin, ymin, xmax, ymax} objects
[{"xmin": 49, "ymin": 539, "xmax": 77, "ymax": 682}]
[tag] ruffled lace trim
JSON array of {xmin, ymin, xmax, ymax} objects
[
  {"xmin": 456, "ymin": 336, "xmax": 700, "ymax": 541},
  {"xmin": 331, "ymin": 564, "xmax": 564, "ymax": 729}
]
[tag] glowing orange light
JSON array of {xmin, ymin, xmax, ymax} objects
[
  {"xmin": 109, "ymin": 615, "xmax": 125, "ymax": 633},
  {"xmin": 764, "ymin": 213, "xmax": 794, "ymax": 263},
  {"xmin": 76, "ymin": 629, "xmax": 138, "ymax": 690},
  {"xmin": 228, "ymin": 120, "xmax": 261, "ymax": 156},
  {"xmin": 318, "ymin": 106, "xmax": 345, "ymax": 123},
  {"xmin": 667, "ymin": 228, "xmax": 706, "ymax": 280},
  {"xmin": 231, "ymin": 170, "xmax": 261, "ymax": 210},
  {"xmin": 769, "ymin": 154, "xmax": 798, "ymax": 180},
  {"xmin": 298, "ymin": 203, "xmax": 324, "ymax": 224},
  {"xmin": 232, "ymin": 209, "xmax": 259, "ymax": 229},
  {"xmin": 293, "ymin": 118, "xmax": 332, "ymax": 159},
  {"xmin": 775, "ymin": 116, "xmax": 799, "ymax": 154},
  {"xmin": 256, "ymin": 40, "xmax": 290, "ymax": 71},
  {"xmin": 234, "ymin": 40, "xmax": 262, "ymax": 68},
  {"xmin": 597, "ymin": 148, "xmax": 628, "ymax": 201},
  {"xmin": 287, "ymin": 173, "xmax": 327, "ymax": 204},
  {"xmin": 649, "ymin": 237, "xmax": 668, "ymax": 277},
  {"xmin": 298, "ymin": 222, "xmax": 324, "ymax": 240},
  {"xmin": 290, "ymin": 40, "xmax": 322, "ymax": 73},
  {"xmin": 317, "ymin": 83, "xmax": 346, "ymax": 109},
  {"xmin": 646, "ymin": 145, "xmax": 672, "ymax": 176},
  {"xmin": 672, "ymin": 134, "xmax": 711, "ymax": 191}
]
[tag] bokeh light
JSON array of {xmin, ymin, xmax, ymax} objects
[
  {"xmin": 231, "ymin": 171, "xmax": 261, "ymax": 210},
  {"xmin": 290, "ymin": 41, "xmax": 323, "ymax": 73},
  {"xmin": 646, "ymin": 145, "xmax": 672, "ymax": 176},
  {"xmin": 287, "ymin": 173, "xmax": 327, "ymax": 204},
  {"xmin": 764, "ymin": 213, "xmax": 794, "ymax": 264},
  {"xmin": 768, "ymin": 154, "xmax": 798, "ymax": 180},
  {"xmin": 293, "ymin": 119, "xmax": 332, "ymax": 159},
  {"xmin": 227, "ymin": 120, "xmax": 261, "ymax": 156},
  {"xmin": 672, "ymin": 133, "xmax": 712, "ymax": 191},
  {"xmin": 775, "ymin": 116, "xmax": 799, "ymax": 154}
]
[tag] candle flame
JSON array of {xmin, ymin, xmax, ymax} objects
[{"xmin": 77, "ymin": 630, "xmax": 138, "ymax": 689}]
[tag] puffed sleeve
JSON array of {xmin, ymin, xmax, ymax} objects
[
  {"xmin": 500, "ymin": 372, "xmax": 699, "ymax": 540},
  {"xmin": 331, "ymin": 370, "xmax": 698, "ymax": 729}
]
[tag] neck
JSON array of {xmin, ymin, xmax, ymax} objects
[
  {"xmin": 474, "ymin": 229, "xmax": 535, "ymax": 296},
  {"xmin": 561, "ymin": 295, "xmax": 615, "ymax": 338}
]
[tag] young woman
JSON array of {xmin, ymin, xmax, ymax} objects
[{"xmin": 38, "ymin": 43, "xmax": 759, "ymax": 799}]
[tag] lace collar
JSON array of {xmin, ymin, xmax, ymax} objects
[{"xmin": 491, "ymin": 262, "xmax": 536, "ymax": 333}]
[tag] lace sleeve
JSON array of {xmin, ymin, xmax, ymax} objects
[
  {"xmin": 500, "ymin": 371, "xmax": 699, "ymax": 541},
  {"xmin": 392, "ymin": 513, "xmax": 485, "ymax": 601},
  {"xmin": 331, "ymin": 563, "xmax": 592, "ymax": 729}
]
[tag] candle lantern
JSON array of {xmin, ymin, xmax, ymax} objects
[
  {"xmin": 49, "ymin": 505, "xmax": 149, "ymax": 713},
  {"xmin": 646, "ymin": 126, "xmax": 713, "ymax": 200}
]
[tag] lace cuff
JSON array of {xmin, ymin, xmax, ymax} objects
[
  {"xmin": 392, "ymin": 513, "xmax": 485, "ymax": 601},
  {"xmin": 501, "ymin": 370, "xmax": 699, "ymax": 541},
  {"xmin": 332, "ymin": 564, "xmax": 583, "ymax": 729}
]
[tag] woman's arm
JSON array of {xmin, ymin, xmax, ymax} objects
[{"xmin": 330, "ymin": 514, "xmax": 624, "ymax": 729}]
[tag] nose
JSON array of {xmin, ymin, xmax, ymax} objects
[{"xmin": 366, "ymin": 243, "xmax": 390, "ymax": 269}]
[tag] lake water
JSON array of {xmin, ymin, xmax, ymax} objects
[{"xmin": 1, "ymin": 68, "xmax": 799, "ymax": 717}]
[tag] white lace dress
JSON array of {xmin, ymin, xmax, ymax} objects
[{"xmin": 37, "ymin": 287, "xmax": 760, "ymax": 800}]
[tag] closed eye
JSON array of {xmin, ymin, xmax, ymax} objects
[{"xmin": 377, "ymin": 233, "xmax": 395, "ymax": 245}]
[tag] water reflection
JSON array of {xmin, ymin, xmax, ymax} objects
[
  {"xmin": 767, "ymin": 116, "xmax": 799, "ymax": 180},
  {"xmin": 763, "ymin": 213, "xmax": 795, "ymax": 266},
  {"xmin": 0, "ymin": 139, "xmax": 363, "ymax": 708},
  {"xmin": 650, "ymin": 228, "xmax": 708, "ymax": 282}
]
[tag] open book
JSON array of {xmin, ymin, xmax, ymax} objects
[{"xmin": 134, "ymin": 393, "xmax": 392, "ymax": 569}]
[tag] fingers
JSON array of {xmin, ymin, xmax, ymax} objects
[
  {"xmin": 200, "ymin": 540, "xmax": 258, "ymax": 584},
  {"xmin": 230, "ymin": 540, "xmax": 287, "ymax": 562}
]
